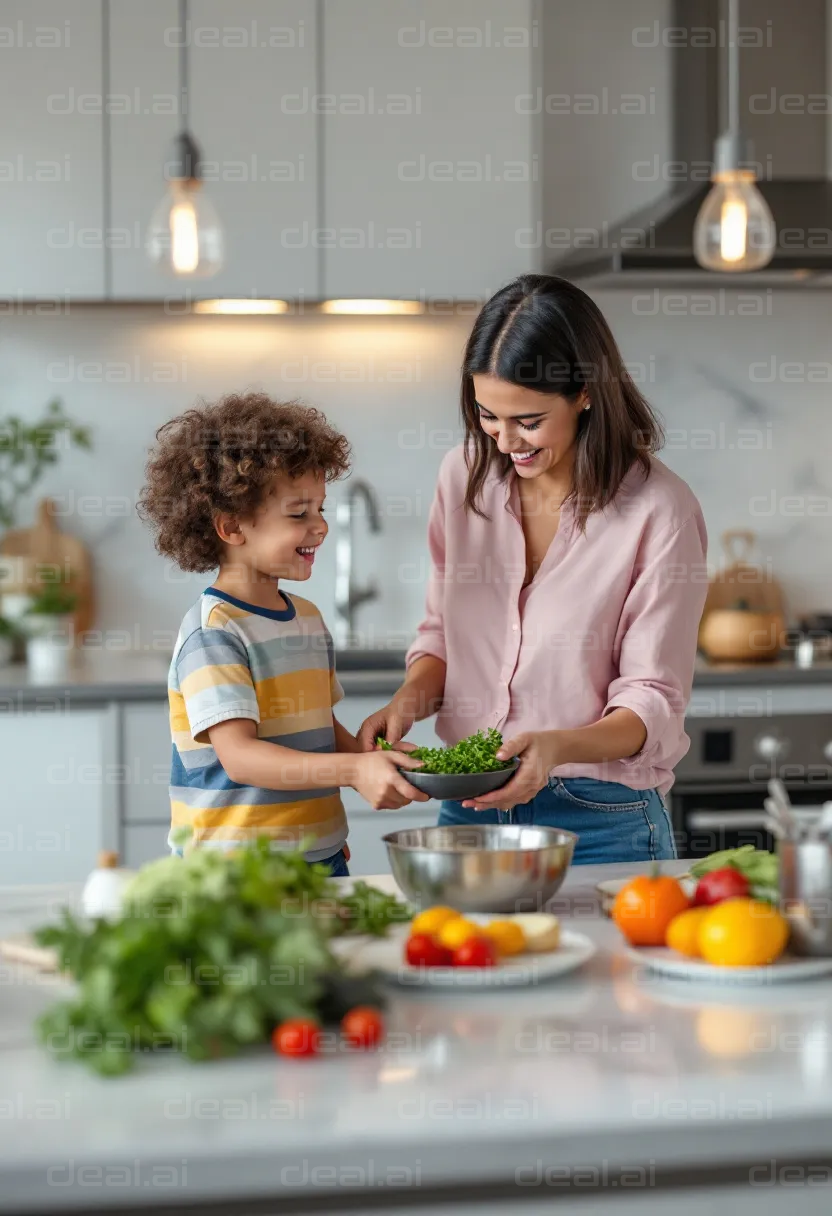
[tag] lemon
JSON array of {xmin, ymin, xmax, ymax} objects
[
  {"xmin": 437, "ymin": 917, "xmax": 481, "ymax": 950},
  {"xmin": 484, "ymin": 920, "xmax": 527, "ymax": 957},
  {"xmin": 410, "ymin": 906, "xmax": 459, "ymax": 937},
  {"xmin": 665, "ymin": 907, "xmax": 711, "ymax": 958},
  {"xmin": 698, "ymin": 898, "xmax": 789, "ymax": 967}
]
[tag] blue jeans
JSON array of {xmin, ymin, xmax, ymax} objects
[
  {"xmin": 438, "ymin": 777, "xmax": 676, "ymax": 866},
  {"xmin": 317, "ymin": 848, "xmax": 350, "ymax": 878}
]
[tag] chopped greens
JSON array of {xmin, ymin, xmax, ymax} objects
[
  {"xmin": 377, "ymin": 728, "xmax": 514, "ymax": 775},
  {"xmin": 34, "ymin": 839, "xmax": 409, "ymax": 1076}
]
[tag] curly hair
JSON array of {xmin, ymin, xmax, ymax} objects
[{"xmin": 138, "ymin": 393, "xmax": 351, "ymax": 572}]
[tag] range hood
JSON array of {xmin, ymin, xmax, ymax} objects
[{"xmin": 557, "ymin": 0, "xmax": 832, "ymax": 286}]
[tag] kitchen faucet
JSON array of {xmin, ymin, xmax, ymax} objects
[{"xmin": 333, "ymin": 479, "xmax": 382, "ymax": 649}]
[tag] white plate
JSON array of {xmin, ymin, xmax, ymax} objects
[
  {"xmin": 625, "ymin": 945, "xmax": 832, "ymax": 986},
  {"xmin": 337, "ymin": 926, "xmax": 597, "ymax": 990},
  {"xmin": 596, "ymin": 875, "xmax": 695, "ymax": 915}
]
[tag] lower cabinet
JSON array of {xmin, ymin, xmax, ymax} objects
[
  {"xmin": 345, "ymin": 805, "xmax": 440, "ymax": 877},
  {"xmin": 0, "ymin": 709, "xmax": 111, "ymax": 884},
  {"xmin": 122, "ymin": 823, "xmax": 171, "ymax": 869}
]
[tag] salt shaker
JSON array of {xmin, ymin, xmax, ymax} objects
[{"xmin": 81, "ymin": 851, "xmax": 136, "ymax": 920}]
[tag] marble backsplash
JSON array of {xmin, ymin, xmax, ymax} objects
[{"xmin": 0, "ymin": 285, "xmax": 829, "ymax": 652}]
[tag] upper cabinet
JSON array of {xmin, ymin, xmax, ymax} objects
[
  {"xmin": 0, "ymin": 0, "xmax": 105, "ymax": 298},
  {"xmin": 321, "ymin": 0, "xmax": 538, "ymax": 300},
  {"xmin": 109, "ymin": 0, "xmax": 319, "ymax": 299},
  {"xmin": 0, "ymin": 0, "xmax": 539, "ymax": 300}
]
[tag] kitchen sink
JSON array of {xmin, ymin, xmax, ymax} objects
[{"xmin": 333, "ymin": 648, "xmax": 407, "ymax": 671}]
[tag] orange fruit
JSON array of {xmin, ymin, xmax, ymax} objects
[
  {"xmin": 410, "ymin": 906, "xmax": 459, "ymax": 936},
  {"xmin": 483, "ymin": 920, "xmax": 526, "ymax": 956},
  {"xmin": 612, "ymin": 870, "xmax": 690, "ymax": 947},
  {"xmin": 436, "ymin": 918, "xmax": 481, "ymax": 951},
  {"xmin": 698, "ymin": 898, "xmax": 788, "ymax": 967},
  {"xmin": 666, "ymin": 907, "xmax": 711, "ymax": 957}
]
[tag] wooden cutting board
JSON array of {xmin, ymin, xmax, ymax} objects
[
  {"xmin": 0, "ymin": 933, "xmax": 60, "ymax": 973},
  {"xmin": 1, "ymin": 498, "xmax": 94, "ymax": 636},
  {"xmin": 702, "ymin": 529, "xmax": 785, "ymax": 618}
]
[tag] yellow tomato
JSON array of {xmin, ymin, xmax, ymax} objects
[
  {"xmin": 698, "ymin": 898, "xmax": 789, "ymax": 967},
  {"xmin": 665, "ymin": 907, "xmax": 711, "ymax": 958},
  {"xmin": 437, "ymin": 917, "xmax": 481, "ymax": 950},
  {"xmin": 483, "ymin": 920, "xmax": 527, "ymax": 957},
  {"xmin": 410, "ymin": 906, "xmax": 459, "ymax": 937}
]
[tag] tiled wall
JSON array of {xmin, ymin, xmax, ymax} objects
[{"xmin": 1, "ymin": 287, "xmax": 830, "ymax": 653}]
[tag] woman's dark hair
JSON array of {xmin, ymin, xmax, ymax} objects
[{"xmin": 461, "ymin": 274, "xmax": 663, "ymax": 530}]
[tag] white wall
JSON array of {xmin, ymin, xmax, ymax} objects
[{"xmin": 1, "ymin": 288, "xmax": 831, "ymax": 654}]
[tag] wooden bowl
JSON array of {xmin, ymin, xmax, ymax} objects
[{"xmin": 699, "ymin": 610, "xmax": 785, "ymax": 662}]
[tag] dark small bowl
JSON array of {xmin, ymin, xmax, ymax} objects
[{"xmin": 402, "ymin": 759, "xmax": 520, "ymax": 802}]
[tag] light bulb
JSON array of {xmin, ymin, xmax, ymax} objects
[
  {"xmin": 146, "ymin": 179, "xmax": 223, "ymax": 279},
  {"xmin": 694, "ymin": 171, "xmax": 776, "ymax": 272}
]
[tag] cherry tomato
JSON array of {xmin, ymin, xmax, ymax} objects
[
  {"xmin": 693, "ymin": 867, "xmax": 750, "ymax": 907},
  {"xmin": 453, "ymin": 936, "xmax": 498, "ymax": 968},
  {"xmin": 405, "ymin": 934, "xmax": 453, "ymax": 967},
  {"xmin": 341, "ymin": 1006, "xmax": 385, "ymax": 1049},
  {"xmin": 272, "ymin": 1018, "xmax": 321, "ymax": 1057}
]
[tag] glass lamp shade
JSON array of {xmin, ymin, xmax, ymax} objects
[
  {"xmin": 694, "ymin": 171, "xmax": 776, "ymax": 272},
  {"xmin": 146, "ymin": 179, "xmax": 223, "ymax": 278}
]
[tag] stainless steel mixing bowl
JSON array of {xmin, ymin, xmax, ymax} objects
[{"xmin": 382, "ymin": 824, "xmax": 578, "ymax": 913}]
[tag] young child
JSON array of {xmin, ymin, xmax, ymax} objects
[{"xmin": 138, "ymin": 392, "xmax": 425, "ymax": 875}]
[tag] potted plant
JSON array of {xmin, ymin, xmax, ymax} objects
[{"xmin": 24, "ymin": 581, "xmax": 78, "ymax": 677}]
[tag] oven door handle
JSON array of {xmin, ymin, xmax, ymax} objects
[{"xmin": 688, "ymin": 809, "xmax": 820, "ymax": 831}]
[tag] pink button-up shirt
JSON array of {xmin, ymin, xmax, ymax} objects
[{"xmin": 406, "ymin": 445, "xmax": 708, "ymax": 795}]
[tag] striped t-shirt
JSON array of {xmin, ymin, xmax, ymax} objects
[{"xmin": 168, "ymin": 587, "xmax": 347, "ymax": 861}]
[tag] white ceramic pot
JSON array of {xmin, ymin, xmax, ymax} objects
[
  {"xmin": 1, "ymin": 592, "xmax": 34, "ymax": 623},
  {"xmin": 25, "ymin": 615, "xmax": 75, "ymax": 679}
]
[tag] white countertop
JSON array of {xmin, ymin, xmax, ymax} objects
[{"xmin": 3, "ymin": 862, "xmax": 832, "ymax": 1211}]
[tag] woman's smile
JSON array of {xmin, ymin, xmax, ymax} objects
[{"xmin": 509, "ymin": 447, "xmax": 543, "ymax": 466}]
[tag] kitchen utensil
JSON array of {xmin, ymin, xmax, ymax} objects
[
  {"xmin": 337, "ymin": 923, "xmax": 596, "ymax": 989},
  {"xmin": 403, "ymin": 759, "xmax": 520, "ymax": 801},
  {"xmin": 701, "ymin": 529, "xmax": 786, "ymax": 619},
  {"xmin": 698, "ymin": 607, "xmax": 785, "ymax": 662},
  {"xmin": 624, "ymin": 944, "xmax": 832, "ymax": 984},
  {"xmin": 382, "ymin": 823, "xmax": 577, "ymax": 913},
  {"xmin": 779, "ymin": 838, "xmax": 832, "ymax": 956},
  {"xmin": 0, "ymin": 498, "xmax": 94, "ymax": 636},
  {"xmin": 768, "ymin": 778, "xmax": 801, "ymax": 839},
  {"xmin": 763, "ymin": 799, "xmax": 790, "ymax": 841}
]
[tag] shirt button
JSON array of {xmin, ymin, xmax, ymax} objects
[{"xmin": 512, "ymin": 624, "xmax": 519, "ymax": 631}]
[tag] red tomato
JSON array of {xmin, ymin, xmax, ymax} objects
[
  {"xmin": 453, "ymin": 937, "xmax": 498, "ymax": 968},
  {"xmin": 272, "ymin": 1019, "xmax": 321, "ymax": 1057},
  {"xmin": 693, "ymin": 867, "xmax": 750, "ymax": 907},
  {"xmin": 405, "ymin": 934, "xmax": 453, "ymax": 967},
  {"xmin": 341, "ymin": 1006, "xmax": 385, "ymax": 1049}
]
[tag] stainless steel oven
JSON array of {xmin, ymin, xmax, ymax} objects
[{"xmin": 670, "ymin": 706, "xmax": 832, "ymax": 859}]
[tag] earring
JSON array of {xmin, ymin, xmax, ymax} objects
[{"xmin": 583, "ymin": 402, "xmax": 591, "ymax": 411}]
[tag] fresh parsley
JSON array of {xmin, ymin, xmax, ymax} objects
[{"xmin": 376, "ymin": 728, "xmax": 514, "ymax": 774}]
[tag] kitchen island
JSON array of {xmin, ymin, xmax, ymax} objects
[{"xmin": 3, "ymin": 862, "xmax": 832, "ymax": 1214}]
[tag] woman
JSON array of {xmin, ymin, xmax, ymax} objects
[{"xmin": 359, "ymin": 275, "xmax": 707, "ymax": 864}]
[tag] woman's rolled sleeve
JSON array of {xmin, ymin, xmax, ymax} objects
[{"xmin": 604, "ymin": 512, "xmax": 708, "ymax": 773}]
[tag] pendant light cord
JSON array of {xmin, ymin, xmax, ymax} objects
[
  {"xmin": 727, "ymin": 0, "xmax": 739, "ymax": 134},
  {"xmin": 180, "ymin": 0, "xmax": 189, "ymax": 133}
]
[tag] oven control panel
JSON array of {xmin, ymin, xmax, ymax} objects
[{"xmin": 677, "ymin": 715, "xmax": 832, "ymax": 784}]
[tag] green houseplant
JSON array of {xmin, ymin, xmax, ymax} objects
[
  {"xmin": 0, "ymin": 400, "xmax": 92, "ymax": 531},
  {"xmin": 24, "ymin": 576, "xmax": 79, "ymax": 677}
]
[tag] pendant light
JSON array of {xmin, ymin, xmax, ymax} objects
[
  {"xmin": 146, "ymin": 0, "xmax": 223, "ymax": 278},
  {"xmin": 693, "ymin": 0, "xmax": 776, "ymax": 272}
]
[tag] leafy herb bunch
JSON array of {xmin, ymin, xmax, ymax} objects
[
  {"xmin": 377, "ymin": 728, "xmax": 514, "ymax": 774},
  {"xmin": 35, "ymin": 840, "xmax": 408, "ymax": 1076}
]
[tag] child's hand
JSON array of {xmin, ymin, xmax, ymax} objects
[{"xmin": 351, "ymin": 751, "xmax": 429, "ymax": 810}]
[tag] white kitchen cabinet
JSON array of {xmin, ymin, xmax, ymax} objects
[
  {"xmin": 322, "ymin": 0, "xmax": 538, "ymax": 299},
  {"xmin": 0, "ymin": 0, "xmax": 104, "ymax": 298},
  {"xmin": 0, "ymin": 709, "xmax": 111, "ymax": 884},
  {"xmin": 108, "ymin": 0, "xmax": 319, "ymax": 299},
  {"xmin": 121, "ymin": 702, "xmax": 171, "ymax": 823},
  {"xmin": 123, "ymin": 822, "xmax": 170, "ymax": 868}
]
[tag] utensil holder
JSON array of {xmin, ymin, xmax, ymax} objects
[{"xmin": 779, "ymin": 839, "xmax": 832, "ymax": 956}]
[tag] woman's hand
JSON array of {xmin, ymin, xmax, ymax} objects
[
  {"xmin": 461, "ymin": 731, "xmax": 565, "ymax": 812},
  {"xmin": 357, "ymin": 698, "xmax": 416, "ymax": 752}
]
